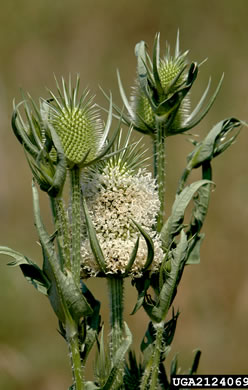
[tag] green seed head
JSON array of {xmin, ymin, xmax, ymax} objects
[
  {"xmin": 52, "ymin": 106, "xmax": 100, "ymax": 165},
  {"xmin": 43, "ymin": 76, "xmax": 104, "ymax": 168}
]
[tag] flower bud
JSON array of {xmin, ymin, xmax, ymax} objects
[{"xmin": 131, "ymin": 33, "xmax": 190, "ymax": 135}]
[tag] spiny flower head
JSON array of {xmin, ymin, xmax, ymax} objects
[
  {"xmin": 81, "ymin": 130, "xmax": 164, "ymax": 278},
  {"xmin": 42, "ymin": 75, "xmax": 111, "ymax": 168},
  {"xmin": 130, "ymin": 32, "xmax": 190, "ymax": 135},
  {"xmin": 117, "ymin": 32, "xmax": 224, "ymax": 138},
  {"xmin": 11, "ymin": 94, "xmax": 67, "ymax": 197}
]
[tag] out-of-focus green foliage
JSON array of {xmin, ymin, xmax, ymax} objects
[{"xmin": 0, "ymin": 1, "xmax": 248, "ymax": 389}]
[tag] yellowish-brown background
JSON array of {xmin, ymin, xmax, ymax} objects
[{"xmin": 0, "ymin": 1, "xmax": 248, "ymax": 388}]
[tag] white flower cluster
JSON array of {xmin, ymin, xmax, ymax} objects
[{"xmin": 81, "ymin": 164, "xmax": 164, "ymax": 277}]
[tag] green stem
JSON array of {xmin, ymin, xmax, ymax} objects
[
  {"xmin": 67, "ymin": 319, "xmax": 84, "ymax": 390},
  {"xmin": 153, "ymin": 139, "xmax": 158, "ymax": 179},
  {"xmin": 70, "ymin": 166, "xmax": 82, "ymax": 286},
  {"xmin": 154, "ymin": 120, "xmax": 166, "ymax": 232},
  {"xmin": 140, "ymin": 358, "xmax": 153, "ymax": 390},
  {"xmin": 50, "ymin": 197, "xmax": 71, "ymax": 271},
  {"xmin": 140, "ymin": 322, "xmax": 164, "ymax": 390},
  {"xmin": 107, "ymin": 277, "xmax": 124, "ymax": 356},
  {"xmin": 176, "ymin": 166, "xmax": 191, "ymax": 194},
  {"xmin": 149, "ymin": 322, "xmax": 164, "ymax": 389}
]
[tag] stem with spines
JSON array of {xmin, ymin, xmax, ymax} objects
[
  {"xmin": 154, "ymin": 119, "xmax": 166, "ymax": 232},
  {"xmin": 149, "ymin": 322, "xmax": 164, "ymax": 389},
  {"xmin": 70, "ymin": 166, "xmax": 82, "ymax": 286},
  {"xmin": 66, "ymin": 318, "xmax": 85, "ymax": 390},
  {"xmin": 50, "ymin": 196, "xmax": 71, "ymax": 271},
  {"xmin": 108, "ymin": 277, "xmax": 124, "ymax": 354},
  {"xmin": 108, "ymin": 277, "xmax": 124, "ymax": 388}
]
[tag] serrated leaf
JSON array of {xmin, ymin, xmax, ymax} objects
[{"xmin": 0, "ymin": 246, "xmax": 49, "ymax": 295}]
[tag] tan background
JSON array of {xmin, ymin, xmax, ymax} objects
[{"xmin": 0, "ymin": 0, "xmax": 248, "ymax": 388}]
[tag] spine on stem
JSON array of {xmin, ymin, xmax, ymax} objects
[
  {"xmin": 50, "ymin": 197, "xmax": 71, "ymax": 271},
  {"xmin": 70, "ymin": 166, "xmax": 82, "ymax": 285},
  {"xmin": 154, "ymin": 120, "xmax": 166, "ymax": 232},
  {"xmin": 108, "ymin": 277, "xmax": 124, "ymax": 355},
  {"xmin": 67, "ymin": 319, "xmax": 84, "ymax": 390}
]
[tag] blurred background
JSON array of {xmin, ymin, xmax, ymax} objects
[{"xmin": 0, "ymin": 0, "xmax": 248, "ymax": 388}]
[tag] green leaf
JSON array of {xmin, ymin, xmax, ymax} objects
[
  {"xmin": 32, "ymin": 182, "xmax": 92, "ymax": 322},
  {"xmin": 117, "ymin": 70, "xmax": 134, "ymax": 119},
  {"xmin": 124, "ymin": 351, "xmax": 144, "ymax": 390},
  {"xmin": 85, "ymin": 383, "xmax": 100, "ymax": 390},
  {"xmin": 60, "ymin": 270, "xmax": 93, "ymax": 320},
  {"xmin": 45, "ymin": 124, "xmax": 67, "ymax": 197},
  {"xmin": 82, "ymin": 197, "xmax": 106, "ymax": 273},
  {"xmin": 152, "ymin": 33, "xmax": 163, "ymax": 95},
  {"xmin": 135, "ymin": 40, "xmax": 148, "ymax": 93},
  {"xmin": 189, "ymin": 184, "xmax": 211, "ymax": 236},
  {"xmin": 186, "ymin": 233, "xmax": 205, "ymax": 265},
  {"xmin": 144, "ymin": 231, "xmax": 188, "ymax": 323},
  {"xmin": 170, "ymin": 353, "xmax": 178, "ymax": 376},
  {"xmin": 80, "ymin": 282, "xmax": 101, "ymax": 363},
  {"xmin": 0, "ymin": 246, "xmax": 49, "ymax": 295},
  {"xmin": 11, "ymin": 102, "xmax": 39, "ymax": 159},
  {"xmin": 123, "ymin": 236, "xmax": 140, "ymax": 277},
  {"xmin": 131, "ymin": 277, "xmax": 150, "ymax": 315},
  {"xmin": 182, "ymin": 74, "xmax": 224, "ymax": 131},
  {"xmin": 132, "ymin": 219, "xmax": 154, "ymax": 271},
  {"xmin": 187, "ymin": 118, "xmax": 241, "ymax": 170},
  {"xmin": 189, "ymin": 349, "xmax": 202, "ymax": 374},
  {"xmin": 161, "ymin": 180, "xmax": 212, "ymax": 249}
]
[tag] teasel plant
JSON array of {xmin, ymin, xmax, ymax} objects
[{"xmin": 0, "ymin": 32, "xmax": 244, "ymax": 390}]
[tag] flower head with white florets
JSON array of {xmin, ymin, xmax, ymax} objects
[{"xmin": 81, "ymin": 129, "xmax": 164, "ymax": 278}]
